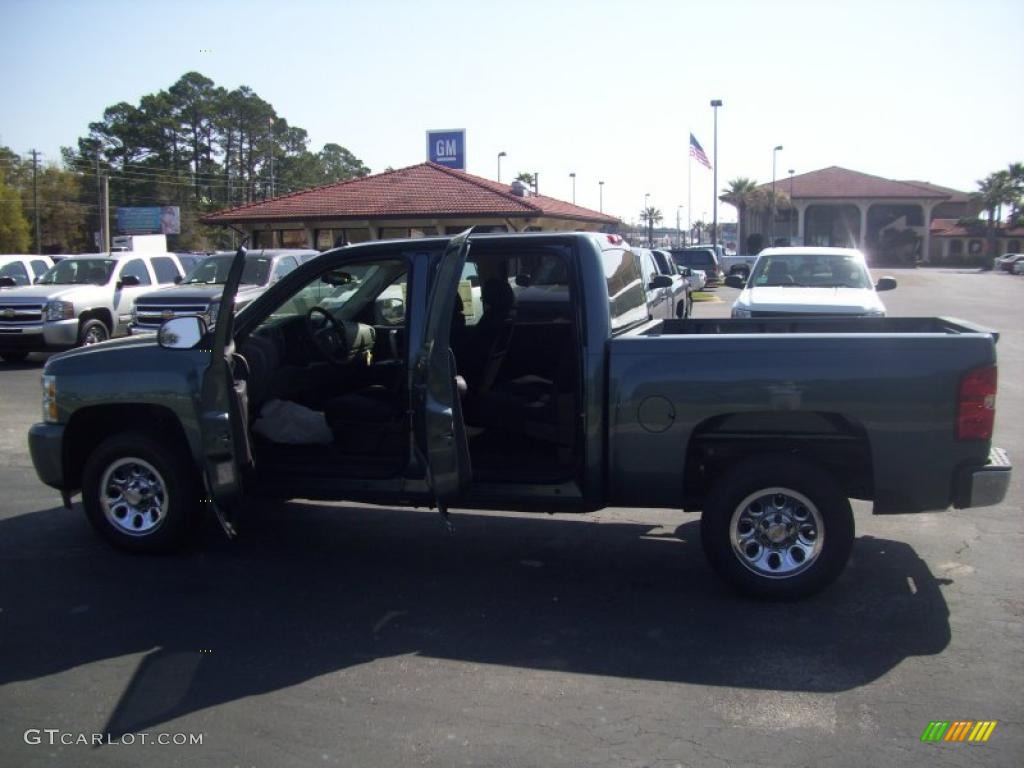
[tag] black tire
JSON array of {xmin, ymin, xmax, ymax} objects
[
  {"xmin": 700, "ymin": 455, "xmax": 854, "ymax": 599},
  {"xmin": 78, "ymin": 318, "xmax": 110, "ymax": 347},
  {"xmin": 0, "ymin": 351, "xmax": 29, "ymax": 363},
  {"xmin": 82, "ymin": 431, "xmax": 200, "ymax": 552}
]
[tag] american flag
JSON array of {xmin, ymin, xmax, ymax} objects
[{"xmin": 689, "ymin": 133, "xmax": 711, "ymax": 170}]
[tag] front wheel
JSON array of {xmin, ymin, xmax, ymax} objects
[
  {"xmin": 82, "ymin": 431, "xmax": 200, "ymax": 552},
  {"xmin": 700, "ymin": 455, "xmax": 854, "ymax": 599},
  {"xmin": 78, "ymin": 318, "xmax": 110, "ymax": 346}
]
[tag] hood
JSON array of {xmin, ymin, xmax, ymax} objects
[
  {"xmin": 134, "ymin": 283, "xmax": 265, "ymax": 305},
  {"xmin": 0, "ymin": 284, "xmax": 101, "ymax": 303},
  {"xmin": 737, "ymin": 286, "xmax": 885, "ymax": 314},
  {"xmin": 47, "ymin": 333, "xmax": 157, "ymax": 367}
]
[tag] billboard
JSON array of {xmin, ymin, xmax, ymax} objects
[
  {"xmin": 116, "ymin": 206, "xmax": 181, "ymax": 235},
  {"xmin": 426, "ymin": 129, "xmax": 466, "ymax": 170}
]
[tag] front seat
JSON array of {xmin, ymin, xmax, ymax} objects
[
  {"xmin": 462, "ymin": 278, "xmax": 516, "ymax": 397},
  {"xmin": 765, "ymin": 261, "xmax": 794, "ymax": 285}
]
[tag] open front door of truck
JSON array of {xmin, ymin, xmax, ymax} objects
[
  {"xmin": 197, "ymin": 246, "xmax": 253, "ymax": 536},
  {"xmin": 413, "ymin": 229, "xmax": 473, "ymax": 509}
]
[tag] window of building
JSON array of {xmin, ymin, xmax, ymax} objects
[
  {"xmin": 315, "ymin": 229, "xmax": 335, "ymax": 250},
  {"xmin": 968, "ymin": 240, "xmax": 983, "ymax": 255},
  {"xmin": 279, "ymin": 230, "xmax": 308, "ymax": 248},
  {"xmin": 410, "ymin": 227, "xmax": 438, "ymax": 238},
  {"xmin": 948, "ymin": 239, "xmax": 963, "ymax": 256},
  {"xmin": 345, "ymin": 228, "xmax": 371, "ymax": 244},
  {"xmin": 151, "ymin": 256, "xmax": 181, "ymax": 284},
  {"xmin": 380, "ymin": 227, "xmax": 410, "ymax": 239}
]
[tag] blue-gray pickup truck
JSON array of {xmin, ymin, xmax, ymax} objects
[{"xmin": 28, "ymin": 231, "xmax": 1011, "ymax": 598}]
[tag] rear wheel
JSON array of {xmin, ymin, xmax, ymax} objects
[
  {"xmin": 0, "ymin": 351, "xmax": 29, "ymax": 363},
  {"xmin": 82, "ymin": 431, "xmax": 200, "ymax": 552},
  {"xmin": 78, "ymin": 318, "xmax": 110, "ymax": 346},
  {"xmin": 700, "ymin": 455, "xmax": 854, "ymax": 599}
]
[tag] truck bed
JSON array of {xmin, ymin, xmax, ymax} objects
[{"xmin": 652, "ymin": 316, "xmax": 998, "ymax": 339}]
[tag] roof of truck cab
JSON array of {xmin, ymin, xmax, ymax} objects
[{"xmin": 758, "ymin": 246, "xmax": 867, "ymax": 260}]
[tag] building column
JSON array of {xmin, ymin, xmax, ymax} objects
[
  {"xmin": 858, "ymin": 203, "xmax": 869, "ymax": 250},
  {"xmin": 920, "ymin": 203, "xmax": 932, "ymax": 263},
  {"xmin": 367, "ymin": 222, "xmax": 379, "ymax": 240},
  {"xmin": 795, "ymin": 203, "xmax": 806, "ymax": 245}
]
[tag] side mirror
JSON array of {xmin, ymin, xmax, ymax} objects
[
  {"xmin": 875, "ymin": 277, "xmax": 898, "ymax": 292},
  {"xmin": 119, "ymin": 274, "xmax": 141, "ymax": 288},
  {"xmin": 515, "ymin": 273, "xmax": 532, "ymax": 287},
  {"xmin": 724, "ymin": 274, "xmax": 746, "ymax": 289},
  {"xmin": 158, "ymin": 316, "xmax": 207, "ymax": 350},
  {"xmin": 679, "ymin": 266, "xmax": 691, "ymax": 277},
  {"xmin": 378, "ymin": 297, "xmax": 405, "ymax": 325},
  {"xmin": 0, "ymin": 276, "xmax": 17, "ymax": 288},
  {"xmin": 173, "ymin": 275, "xmax": 182, "ymax": 284},
  {"xmin": 649, "ymin": 274, "xmax": 673, "ymax": 290}
]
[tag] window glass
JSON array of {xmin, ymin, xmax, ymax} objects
[
  {"xmin": 120, "ymin": 259, "xmax": 152, "ymax": 286},
  {"xmin": 151, "ymin": 256, "xmax": 181, "ymax": 284},
  {"xmin": 183, "ymin": 256, "xmax": 272, "ymax": 286},
  {"xmin": 255, "ymin": 259, "xmax": 408, "ymax": 331},
  {"xmin": 641, "ymin": 251, "xmax": 659, "ymax": 282},
  {"xmin": 38, "ymin": 259, "xmax": 116, "ymax": 285},
  {"xmin": 652, "ymin": 251, "xmax": 673, "ymax": 275},
  {"xmin": 0, "ymin": 261, "xmax": 30, "ymax": 285},
  {"xmin": 602, "ymin": 249, "xmax": 647, "ymax": 331},
  {"xmin": 279, "ymin": 230, "xmax": 308, "ymax": 248},
  {"xmin": 750, "ymin": 253, "xmax": 870, "ymax": 288},
  {"xmin": 315, "ymin": 229, "xmax": 335, "ymax": 250},
  {"xmin": 30, "ymin": 260, "xmax": 50, "ymax": 277},
  {"xmin": 380, "ymin": 227, "xmax": 410, "ymax": 239},
  {"xmin": 272, "ymin": 256, "xmax": 298, "ymax": 281}
]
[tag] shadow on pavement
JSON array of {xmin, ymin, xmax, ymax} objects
[{"xmin": 0, "ymin": 500, "xmax": 951, "ymax": 737}]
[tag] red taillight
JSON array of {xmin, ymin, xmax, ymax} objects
[{"xmin": 957, "ymin": 365, "xmax": 997, "ymax": 440}]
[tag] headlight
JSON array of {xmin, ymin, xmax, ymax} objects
[
  {"xmin": 732, "ymin": 307, "xmax": 752, "ymax": 318},
  {"xmin": 45, "ymin": 300, "xmax": 74, "ymax": 321},
  {"xmin": 205, "ymin": 301, "xmax": 220, "ymax": 327},
  {"xmin": 41, "ymin": 375, "xmax": 58, "ymax": 423}
]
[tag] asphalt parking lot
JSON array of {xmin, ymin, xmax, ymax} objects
[{"xmin": 0, "ymin": 268, "xmax": 1021, "ymax": 767}]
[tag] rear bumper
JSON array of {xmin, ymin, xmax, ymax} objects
[
  {"xmin": 29, "ymin": 422, "xmax": 67, "ymax": 490},
  {"xmin": 954, "ymin": 447, "xmax": 1012, "ymax": 509}
]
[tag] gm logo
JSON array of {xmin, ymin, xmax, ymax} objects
[
  {"xmin": 426, "ymin": 129, "xmax": 466, "ymax": 170},
  {"xmin": 921, "ymin": 720, "xmax": 997, "ymax": 742}
]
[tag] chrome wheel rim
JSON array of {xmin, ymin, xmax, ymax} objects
[
  {"xmin": 83, "ymin": 325, "xmax": 108, "ymax": 345},
  {"xmin": 100, "ymin": 457, "xmax": 168, "ymax": 536},
  {"xmin": 730, "ymin": 487, "xmax": 824, "ymax": 579}
]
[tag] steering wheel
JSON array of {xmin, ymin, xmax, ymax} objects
[{"xmin": 306, "ymin": 307, "xmax": 349, "ymax": 364}]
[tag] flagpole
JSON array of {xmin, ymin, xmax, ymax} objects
[{"xmin": 687, "ymin": 133, "xmax": 692, "ymax": 245}]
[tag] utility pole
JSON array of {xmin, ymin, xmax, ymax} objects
[
  {"xmin": 102, "ymin": 174, "xmax": 110, "ymax": 252},
  {"xmin": 710, "ymin": 99, "xmax": 723, "ymax": 247},
  {"xmin": 30, "ymin": 149, "xmax": 41, "ymax": 254},
  {"xmin": 95, "ymin": 155, "xmax": 103, "ymax": 250}
]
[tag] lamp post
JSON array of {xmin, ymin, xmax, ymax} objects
[
  {"xmin": 569, "ymin": 172, "xmax": 576, "ymax": 204},
  {"xmin": 676, "ymin": 205, "xmax": 683, "ymax": 247},
  {"xmin": 599, "ymin": 180, "xmax": 604, "ymax": 213},
  {"xmin": 710, "ymin": 99, "xmax": 723, "ymax": 247},
  {"xmin": 644, "ymin": 192, "xmax": 650, "ymax": 245},
  {"xmin": 770, "ymin": 145, "xmax": 783, "ymax": 245},
  {"xmin": 497, "ymin": 151, "xmax": 506, "ymax": 182},
  {"xmin": 788, "ymin": 169, "xmax": 795, "ymax": 242}
]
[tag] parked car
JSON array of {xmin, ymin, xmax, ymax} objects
[
  {"xmin": 634, "ymin": 247, "xmax": 677, "ymax": 320},
  {"xmin": 687, "ymin": 268, "xmax": 707, "ymax": 291},
  {"xmin": 996, "ymin": 254, "xmax": 1024, "ymax": 273},
  {"xmin": 670, "ymin": 246, "xmax": 722, "ymax": 287},
  {"xmin": 0, "ymin": 251, "xmax": 189, "ymax": 362},
  {"xmin": 1013, "ymin": 260, "xmax": 1024, "ymax": 275},
  {"xmin": 652, "ymin": 248, "xmax": 692, "ymax": 318},
  {"xmin": 719, "ymin": 252, "xmax": 758, "ymax": 280},
  {"xmin": 0, "ymin": 254, "xmax": 55, "ymax": 288},
  {"xmin": 129, "ymin": 249, "xmax": 318, "ymax": 333},
  {"xmin": 28, "ymin": 232, "xmax": 1010, "ymax": 599},
  {"xmin": 728, "ymin": 247, "xmax": 896, "ymax": 318}
]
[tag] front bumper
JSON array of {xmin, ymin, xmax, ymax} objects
[
  {"xmin": 29, "ymin": 422, "xmax": 67, "ymax": 490},
  {"xmin": 955, "ymin": 447, "xmax": 1012, "ymax": 509},
  {"xmin": 0, "ymin": 320, "xmax": 79, "ymax": 351}
]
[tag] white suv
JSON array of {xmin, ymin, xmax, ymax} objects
[{"xmin": 0, "ymin": 252, "xmax": 187, "ymax": 362}]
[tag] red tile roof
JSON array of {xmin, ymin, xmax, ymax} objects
[
  {"xmin": 202, "ymin": 162, "xmax": 618, "ymax": 225},
  {"xmin": 752, "ymin": 166, "xmax": 961, "ymax": 200},
  {"xmin": 930, "ymin": 218, "xmax": 1024, "ymax": 237}
]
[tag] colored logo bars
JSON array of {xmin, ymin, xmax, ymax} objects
[{"xmin": 921, "ymin": 721, "xmax": 998, "ymax": 743}]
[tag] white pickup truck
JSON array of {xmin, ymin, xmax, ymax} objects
[
  {"xmin": 0, "ymin": 254, "xmax": 55, "ymax": 289},
  {"xmin": 0, "ymin": 252, "xmax": 187, "ymax": 362}
]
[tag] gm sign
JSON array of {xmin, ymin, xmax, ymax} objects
[{"xmin": 427, "ymin": 129, "xmax": 466, "ymax": 170}]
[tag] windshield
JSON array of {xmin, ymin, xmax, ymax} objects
[
  {"xmin": 37, "ymin": 259, "xmax": 116, "ymax": 286},
  {"xmin": 673, "ymin": 251, "xmax": 715, "ymax": 268},
  {"xmin": 750, "ymin": 253, "xmax": 872, "ymax": 288},
  {"xmin": 183, "ymin": 255, "xmax": 273, "ymax": 286}
]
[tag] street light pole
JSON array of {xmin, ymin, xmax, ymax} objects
[
  {"xmin": 710, "ymin": 99, "xmax": 722, "ymax": 248},
  {"xmin": 676, "ymin": 205, "xmax": 682, "ymax": 247},
  {"xmin": 599, "ymin": 180, "xmax": 604, "ymax": 213},
  {"xmin": 788, "ymin": 169, "xmax": 795, "ymax": 242},
  {"xmin": 497, "ymin": 151, "xmax": 507, "ymax": 182},
  {"xmin": 771, "ymin": 145, "xmax": 783, "ymax": 245},
  {"xmin": 569, "ymin": 172, "xmax": 576, "ymax": 204}
]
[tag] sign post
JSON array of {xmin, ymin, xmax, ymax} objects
[{"xmin": 426, "ymin": 129, "xmax": 466, "ymax": 170}]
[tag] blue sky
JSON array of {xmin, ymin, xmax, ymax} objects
[{"xmin": 2, "ymin": 0, "xmax": 1021, "ymax": 226}]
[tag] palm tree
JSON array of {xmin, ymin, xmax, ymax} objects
[
  {"xmin": 514, "ymin": 172, "xmax": 536, "ymax": 189},
  {"xmin": 640, "ymin": 206, "xmax": 663, "ymax": 246},
  {"xmin": 972, "ymin": 172, "xmax": 1010, "ymax": 256},
  {"xmin": 720, "ymin": 178, "xmax": 758, "ymax": 252},
  {"xmin": 1006, "ymin": 162, "xmax": 1024, "ymax": 224}
]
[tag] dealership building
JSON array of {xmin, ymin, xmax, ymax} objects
[
  {"xmin": 201, "ymin": 162, "xmax": 619, "ymax": 248},
  {"xmin": 736, "ymin": 166, "xmax": 978, "ymax": 264}
]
